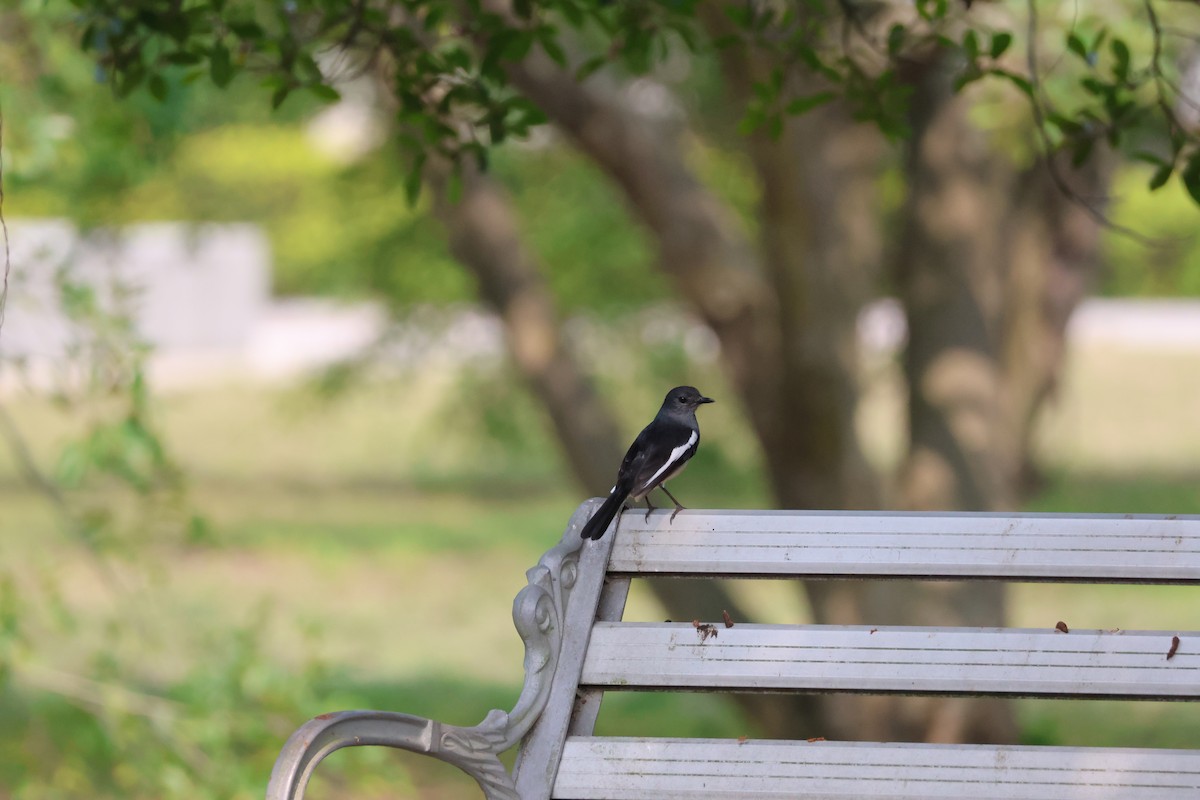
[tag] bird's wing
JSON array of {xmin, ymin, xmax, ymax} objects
[
  {"xmin": 609, "ymin": 431, "xmax": 648, "ymax": 495},
  {"xmin": 628, "ymin": 423, "xmax": 698, "ymax": 497}
]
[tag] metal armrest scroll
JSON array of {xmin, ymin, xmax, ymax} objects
[{"xmin": 264, "ymin": 500, "xmax": 598, "ymax": 800}]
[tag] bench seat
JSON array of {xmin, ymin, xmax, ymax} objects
[
  {"xmin": 554, "ymin": 738, "xmax": 1200, "ymax": 799},
  {"xmin": 266, "ymin": 502, "xmax": 1200, "ymax": 800},
  {"xmin": 581, "ymin": 622, "xmax": 1198, "ymax": 697}
]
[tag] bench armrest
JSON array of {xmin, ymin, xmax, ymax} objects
[
  {"xmin": 265, "ymin": 708, "xmax": 519, "ymax": 800},
  {"xmin": 265, "ymin": 500, "xmax": 602, "ymax": 800}
]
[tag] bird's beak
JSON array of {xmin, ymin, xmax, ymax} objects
[{"xmin": 698, "ymin": 396, "xmax": 714, "ymax": 404}]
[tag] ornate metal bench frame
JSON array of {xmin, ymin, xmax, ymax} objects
[{"xmin": 266, "ymin": 500, "xmax": 609, "ymax": 800}]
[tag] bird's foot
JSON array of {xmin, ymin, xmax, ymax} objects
[
  {"xmin": 660, "ymin": 485, "xmax": 685, "ymax": 523},
  {"xmin": 643, "ymin": 499, "xmax": 657, "ymax": 521}
]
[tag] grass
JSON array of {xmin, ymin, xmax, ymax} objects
[{"xmin": 1, "ymin": 341, "xmax": 1198, "ymax": 797}]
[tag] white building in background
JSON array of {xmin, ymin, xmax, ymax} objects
[
  {"xmin": 3, "ymin": 217, "xmax": 1200, "ymax": 395},
  {"xmin": 2, "ymin": 219, "xmax": 270, "ymax": 354},
  {"xmin": 0, "ymin": 219, "xmax": 387, "ymax": 389}
]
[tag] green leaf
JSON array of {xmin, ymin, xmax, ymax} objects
[
  {"xmin": 539, "ymin": 32, "xmax": 567, "ymax": 67},
  {"xmin": 990, "ymin": 32, "xmax": 1012, "ymax": 59},
  {"xmin": 671, "ymin": 20, "xmax": 699, "ymax": 52},
  {"xmin": 767, "ymin": 113, "xmax": 783, "ymax": 139},
  {"xmin": 501, "ymin": 30, "xmax": 535, "ymax": 61},
  {"xmin": 148, "ymin": 73, "xmax": 168, "ymax": 102},
  {"xmin": 1149, "ymin": 162, "xmax": 1173, "ymax": 191},
  {"xmin": 954, "ymin": 65, "xmax": 984, "ymax": 92},
  {"xmin": 737, "ymin": 105, "xmax": 765, "ymax": 135},
  {"xmin": 795, "ymin": 45, "xmax": 841, "ymax": 83},
  {"xmin": 423, "ymin": 6, "xmax": 445, "ymax": 31},
  {"xmin": 116, "ymin": 63, "xmax": 146, "ymax": 97},
  {"xmin": 1110, "ymin": 38, "xmax": 1131, "ymax": 82},
  {"xmin": 1046, "ymin": 111, "xmax": 1082, "ymax": 135},
  {"xmin": 916, "ymin": 0, "xmax": 948, "ymax": 22},
  {"xmin": 1080, "ymin": 76, "xmax": 1107, "ymax": 96},
  {"xmin": 1133, "ymin": 151, "xmax": 1168, "ymax": 168},
  {"xmin": 445, "ymin": 169, "xmax": 463, "ymax": 204},
  {"xmin": 488, "ymin": 113, "xmax": 505, "ymax": 145},
  {"xmin": 405, "ymin": 154, "xmax": 427, "ymax": 206},
  {"xmin": 163, "ymin": 50, "xmax": 202, "ymax": 66},
  {"xmin": 438, "ymin": 43, "xmax": 471, "ymax": 71},
  {"xmin": 575, "ymin": 54, "xmax": 607, "ymax": 81},
  {"xmin": 1181, "ymin": 150, "xmax": 1200, "ymax": 206},
  {"xmin": 771, "ymin": 66, "xmax": 785, "ymax": 93},
  {"xmin": 271, "ymin": 84, "xmax": 291, "ymax": 109},
  {"xmin": 560, "ymin": 2, "xmax": 584, "ymax": 28},
  {"xmin": 887, "ymin": 24, "xmax": 905, "ymax": 57},
  {"xmin": 784, "ymin": 91, "xmax": 835, "ymax": 116},
  {"xmin": 79, "ymin": 22, "xmax": 98, "ymax": 51},
  {"xmin": 1066, "ymin": 32, "xmax": 1089, "ymax": 63},
  {"xmin": 229, "ymin": 21, "xmax": 264, "ymax": 40},
  {"xmin": 307, "ymin": 83, "xmax": 341, "ymax": 102},
  {"xmin": 210, "ymin": 41, "xmax": 234, "ymax": 87},
  {"xmin": 990, "ymin": 68, "xmax": 1033, "ymax": 97},
  {"xmin": 1070, "ymin": 135, "xmax": 1094, "ymax": 168},
  {"xmin": 507, "ymin": 98, "xmax": 548, "ymax": 129},
  {"xmin": 724, "ymin": 4, "xmax": 752, "ymax": 28},
  {"xmin": 962, "ymin": 30, "xmax": 979, "ymax": 60}
]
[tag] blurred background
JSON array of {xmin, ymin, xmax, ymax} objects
[{"xmin": 1, "ymin": 1, "xmax": 1199, "ymax": 798}]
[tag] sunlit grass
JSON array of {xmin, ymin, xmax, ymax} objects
[{"xmin": 1, "ymin": 337, "xmax": 1199, "ymax": 797}]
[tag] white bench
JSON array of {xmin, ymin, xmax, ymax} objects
[{"xmin": 266, "ymin": 501, "xmax": 1200, "ymax": 799}]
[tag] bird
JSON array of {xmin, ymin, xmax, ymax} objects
[{"xmin": 580, "ymin": 386, "xmax": 714, "ymax": 540}]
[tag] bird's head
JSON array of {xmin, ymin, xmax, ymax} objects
[{"xmin": 665, "ymin": 386, "xmax": 714, "ymax": 412}]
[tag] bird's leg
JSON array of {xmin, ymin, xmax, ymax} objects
[
  {"xmin": 643, "ymin": 495, "xmax": 657, "ymax": 521},
  {"xmin": 660, "ymin": 484, "xmax": 686, "ymax": 522}
]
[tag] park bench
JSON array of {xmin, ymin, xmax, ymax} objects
[{"xmin": 266, "ymin": 500, "xmax": 1200, "ymax": 799}]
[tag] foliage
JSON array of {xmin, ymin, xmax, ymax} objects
[
  {"xmin": 68, "ymin": 0, "xmax": 1200, "ymax": 207},
  {"xmin": 0, "ymin": 253, "xmax": 274, "ymax": 799},
  {"xmin": 9, "ymin": 1, "xmax": 1200, "ymax": 313},
  {"xmin": 1102, "ymin": 165, "xmax": 1200, "ymax": 296}
]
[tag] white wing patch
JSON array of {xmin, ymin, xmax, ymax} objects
[{"xmin": 642, "ymin": 430, "xmax": 697, "ymax": 491}]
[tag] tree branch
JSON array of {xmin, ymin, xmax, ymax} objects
[
  {"xmin": 502, "ymin": 53, "xmax": 787, "ymax": 449},
  {"xmin": 1023, "ymin": 0, "xmax": 1156, "ymax": 243},
  {"xmin": 428, "ymin": 161, "xmax": 623, "ymax": 495}
]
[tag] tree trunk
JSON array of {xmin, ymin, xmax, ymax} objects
[
  {"xmin": 428, "ymin": 161, "xmax": 818, "ymax": 735},
  {"xmin": 999, "ymin": 151, "xmax": 1113, "ymax": 494},
  {"xmin": 884, "ymin": 54, "xmax": 1109, "ymax": 743}
]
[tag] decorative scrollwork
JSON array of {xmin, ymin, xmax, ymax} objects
[{"xmin": 264, "ymin": 499, "xmax": 601, "ymax": 800}]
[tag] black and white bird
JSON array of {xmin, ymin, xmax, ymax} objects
[{"xmin": 580, "ymin": 386, "xmax": 714, "ymax": 541}]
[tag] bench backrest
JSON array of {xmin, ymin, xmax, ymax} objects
[{"xmin": 512, "ymin": 503, "xmax": 1200, "ymax": 799}]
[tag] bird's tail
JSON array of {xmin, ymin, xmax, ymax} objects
[{"xmin": 580, "ymin": 490, "xmax": 628, "ymax": 540}]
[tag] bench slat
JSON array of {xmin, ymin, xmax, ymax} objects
[
  {"xmin": 581, "ymin": 623, "xmax": 1199, "ymax": 698},
  {"xmin": 553, "ymin": 737, "xmax": 1200, "ymax": 799},
  {"xmin": 608, "ymin": 511, "xmax": 1200, "ymax": 582}
]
